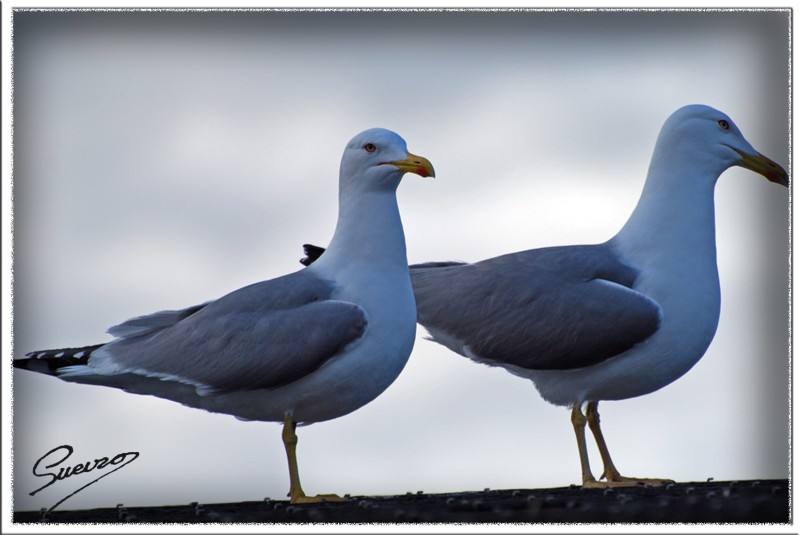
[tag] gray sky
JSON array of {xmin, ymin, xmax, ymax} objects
[{"xmin": 8, "ymin": 8, "xmax": 791, "ymax": 513}]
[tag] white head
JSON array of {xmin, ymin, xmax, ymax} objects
[
  {"xmin": 339, "ymin": 128, "xmax": 435, "ymax": 195},
  {"xmin": 650, "ymin": 104, "xmax": 788, "ymax": 187}
]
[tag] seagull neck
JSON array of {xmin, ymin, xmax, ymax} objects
[
  {"xmin": 322, "ymin": 188, "xmax": 409, "ymax": 271},
  {"xmin": 612, "ymin": 159, "xmax": 719, "ymax": 262}
]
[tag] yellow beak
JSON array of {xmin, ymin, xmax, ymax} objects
[
  {"xmin": 385, "ymin": 151, "xmax": 435, "ymax": 178},
  {"xmin": 734, "ymin": 148, "xmax": 789, "ymax": 187}
]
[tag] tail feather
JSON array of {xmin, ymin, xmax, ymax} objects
[
  {"xmin": 299, "ymin": 243, "xmax": 466, "ymax": 271},
  {"xmin": 300, "ymin": 243, "xmax": 326, "ymax": 267},
  {"xmin": 410, "ymin": 260, "xmax": 467, "ymax": 269},
  {"xmin": 15, "ymin": 344, "xmax": 106, "ymax": 376}
]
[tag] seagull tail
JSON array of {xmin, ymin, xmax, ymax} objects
[
  {"xmin": 300, "ymin": 242, "xmax": 467, "ymax": 271},
  {"xmin": 300, "ymin": 243, "xmax": 326, "ymax": 266},
  {"xmin": 14, "ymin": 344, "xmax": 106, "ymax": 376},
  {"xmin": 409, "ymin": 261, "xmax": 467, "ymax": 269}
]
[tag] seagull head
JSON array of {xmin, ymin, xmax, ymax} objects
[
  {"xmin": 339, "ymin": 128, "xmax": 435, "ymax": 193},
  {"xmin": 655, "ymin": 104, "xmax": 788, "ymax": 187}
]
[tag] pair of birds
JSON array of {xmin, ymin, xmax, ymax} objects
[{"xmin": 15, "ymin": 104, "xmax": 788, "ymax": 504}]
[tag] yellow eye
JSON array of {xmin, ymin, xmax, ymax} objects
[
  {"xmin": 717, "ymin": 119, "xmax": 730, "ymax": 130},
  {"xmin": 364, "ymin": 143, "xmax": 377, "ymax": 153}
]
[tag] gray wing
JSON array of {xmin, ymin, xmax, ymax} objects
[
  {"xmin": 411, "ymin": 244, "xmax": 661, "ymax": 371},
  {"xmin": 107, "ymin": 303, "xmax": 209, "ymax": 338},
  {"xmin": 99, "ymin": 269, "xmax": 367, "ymax": 394}
]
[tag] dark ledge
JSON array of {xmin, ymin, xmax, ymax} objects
[{"xmin": 13, "ymin": 479, "xmax": 790, "ymax": 524}]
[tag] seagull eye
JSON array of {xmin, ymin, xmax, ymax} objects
[
  {"xmin": 717, "ymin": 119, "xmax": 730, "ymax": 130},
  {"xmin": 363, "ymin": 143, "xmax": 377, "ymax": 153}
]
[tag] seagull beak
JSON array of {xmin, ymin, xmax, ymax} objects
[
  {"xmin": 385, "ymin": 152, "xmax": 436, "ymax": 178},
  {"xmin": 732, "ymin": 147, "xmax": 789, "ymax": 187}
]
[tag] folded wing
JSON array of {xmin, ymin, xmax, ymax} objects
[
  {"xmin": 411, "ymin": 244, "xmax": 662, "ymax": 371},
  {"xmin": 67, "ymin": 270, "xmax": 368, "ymax": 395}
]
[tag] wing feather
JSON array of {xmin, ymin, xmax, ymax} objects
[
  {"xmin": 94, "ymin": 270, "xmax": 368, "ymax": 393},
  {"xmin": 411, "ymin": 244, "xmax": 661, "ymax": 370}
]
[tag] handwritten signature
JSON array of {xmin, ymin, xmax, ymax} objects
[{"xmin": 31, "ymin": 444, "xmax": 140, "ymax": 512}]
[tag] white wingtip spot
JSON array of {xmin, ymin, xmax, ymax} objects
[{"xmin": 57, "ymin": 365, "xmax": 96, "ymax": 378}]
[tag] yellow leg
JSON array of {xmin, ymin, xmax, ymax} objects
[
  {"xmin": 281, "ymin": 415, "xmax": 348, "ymax": 504},
  {"xmin": 571, "ymin": 403, "xmax": 603, "ymax": 487},
  {"xmin": 282, "ymin": 415, "xmax": 307, "ymax": 502},
  {"xmin": 585, "ymin": 401, "xmax": 673, "ymax": 487}
]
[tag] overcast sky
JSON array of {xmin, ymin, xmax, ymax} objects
[{"xmin": 7, "ymin": 8, "xmax": 791, "ymax": 517}]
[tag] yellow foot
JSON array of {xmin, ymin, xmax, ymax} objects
[
  {"xmin": 606, "ymin": 474, "xmax": 674, "ymax": 486},
  {"xmin": 290, "ymin": 493, "xmax": 349, "ymax": 504},
  {"xmin": 583, "ymin": 475, "xmax": 674, "ymax": 489}
]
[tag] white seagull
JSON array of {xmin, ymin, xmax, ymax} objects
[
  {"xmin": 15, "ymin": 128, "xmax": 435, "ymax": 503},
  {"xmin": 302, "ymin": 105, "xmax": 788, "ymax": 488}
]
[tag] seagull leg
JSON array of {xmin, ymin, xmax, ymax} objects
[
  {"xmin": 281, "ymin": 415, "xmax": 348, "ymax": 504},
  {"xmin": 585, "ymin": 401, "xmax": 672, "ymax": 487},
  {"xmin": 282, "ymin": 415, "xmax": 309, "ymax": 502},
  {"xmin": 571, "ymin": 403, "xmax": 604, "ymax": 488}
]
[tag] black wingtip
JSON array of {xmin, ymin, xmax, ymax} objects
[
  {"xmin": 15, "ymin": 344, "xmax": 105, "ymax": 375},
  {"xmin": 300, "ymin": 243, "xmax": 326, "ymax": 267},
  {"xmin": 409, "ymin": 260, "xmax": 467, "ymax": 269}
]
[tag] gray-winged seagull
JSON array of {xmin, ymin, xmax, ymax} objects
[
  {"xmin": 301, "ymin": 105, "xmax": 788, "ymax": 488},
  {"xmin": 14, "ymin": 128, "xmax": 435, "ymax": 503}
]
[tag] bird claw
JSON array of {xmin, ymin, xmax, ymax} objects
[
  {"xmin": 583, "ymin": 475, "xmax": 674, "ymax": 489},
  {"xmin": 608, "ymin": 474, "xmax": 674, "ymax": 486},
  {"xmin": 290, "ymin": 493, "xmax": 349, "ymax": 504}
]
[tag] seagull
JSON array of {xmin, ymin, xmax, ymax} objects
[
  {"xmin": 301, "ymin": 105, "xmax": 788, "ymax": 488},
  {"xmin": 14, "ymin": 128, "xmax": 435, "ymax": 504}
]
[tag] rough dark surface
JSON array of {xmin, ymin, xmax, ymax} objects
[{"xmin": 13, "ymin": 479, "xmax": 790, "ymax": 525}]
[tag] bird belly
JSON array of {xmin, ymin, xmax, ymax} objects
[
  {"xmin": 258, "ymin": 316, "xmax": 416, "ymax": 424},
  {"xmin": 203, "ymin": 282, "xmax": 417, "ymax": 423},
  {"xmin": 524, "ymin": 270, "xmax": 721, "ymax": 407}
]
